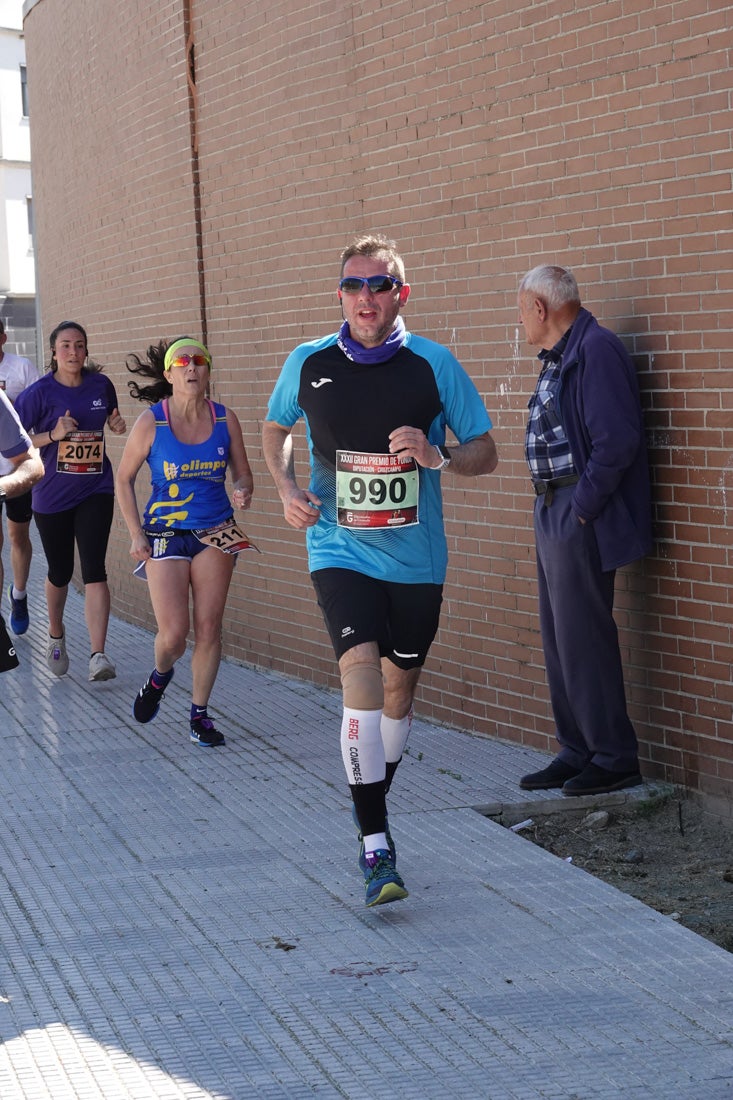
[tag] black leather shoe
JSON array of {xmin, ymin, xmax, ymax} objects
[
  {"xmin": 519, "ymin": 759, "xmax": 583, "ymax": 790},
  {"xmin": 562, "ymin": 762, "xmax": 643, "ymax": 797}
]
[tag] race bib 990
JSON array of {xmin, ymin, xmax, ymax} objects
[{"xmin": 336, "ymin": 451, "xmax": 419, "ymax": 529}]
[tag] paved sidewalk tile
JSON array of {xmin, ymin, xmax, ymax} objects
[{"xmin": 0, "ymin": 549, "xmax": 731, "ymax": 1099}]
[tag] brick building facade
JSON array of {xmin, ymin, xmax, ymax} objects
[{"xmin": 22, "ymin": 0, "xmax": 733, "ymax": 815}]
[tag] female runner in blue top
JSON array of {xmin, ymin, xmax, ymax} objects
[{"xmin": 116, "ymin": 337, "xmax": 254, "ymax": 746}]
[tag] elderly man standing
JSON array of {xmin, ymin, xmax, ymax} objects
[{"xmin": 517, "ymin": 265, "xmax": 652, "ymax": 797}]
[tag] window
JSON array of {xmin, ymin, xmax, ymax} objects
[
  {"xmin": 20, "ymin": 65, "xmax": 28, "ymax": 117},
  {"xmin": 26, "ymin": 197, "xmax": 33, "ymax": 247}
]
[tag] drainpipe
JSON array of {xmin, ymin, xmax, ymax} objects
[{"xmin": 183, "ymin": 0, "xmax": 207, "ymax": 346}]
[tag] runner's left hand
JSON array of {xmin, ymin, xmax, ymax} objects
[
  {"xmin": 388, "ymin": 425, "xmax": 441, "ymax": 469},
  {"xmin": 232, "ymin": 487, "xmax": 253, "ymax": 510},
  {"xmin": 108, "ymin": 408, "xmax": 127, "ymax": 435}
]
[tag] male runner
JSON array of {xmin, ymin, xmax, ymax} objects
[{"xmin": 262, "ymin": 234, "xmax": 498, "ymax": 906}]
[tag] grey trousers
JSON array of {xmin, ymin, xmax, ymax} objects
[{"xmin": 534, "ymin": 486, "xmax": 640, "ymax": 772}]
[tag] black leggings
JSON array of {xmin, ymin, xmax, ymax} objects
[{"xmin": 34, "ymin": 494, "xmax": 114, "ymax": 587}]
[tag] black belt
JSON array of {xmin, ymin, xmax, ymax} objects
[{"xmin": 532, "ymin": 474, "xmax": 579, "ymax": 506}]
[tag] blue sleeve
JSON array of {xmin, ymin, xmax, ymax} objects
[
  {"xmin": 266, "ymin": 335, "xmax": 340, "ymax": 427},
  {"xmin": 0, "ymin": 390, "xmax": 32, "ymax": 458},
  {"xmin": 409, "ymin": 336, "xmax": 493, "ymax": 443},
  {"xmin": 265, "ymin": 346, "xmax": 308, "ymax": 428}
]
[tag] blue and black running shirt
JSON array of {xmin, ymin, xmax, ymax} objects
[{"xmin": 266, "ymin": 331, "xmax": 492, "ymax": 584}]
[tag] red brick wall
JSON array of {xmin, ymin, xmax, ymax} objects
[{"xmin": 23, "ymin": 0, "xmax": 733, "ymax": 815}]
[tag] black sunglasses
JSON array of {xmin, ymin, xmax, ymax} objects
[{"xmin": 339, "ymin": 275, "xmax": 403, "ymax": 294}]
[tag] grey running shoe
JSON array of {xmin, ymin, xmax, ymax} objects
[
  {"xmin": 89, "ymin": 652, "xmax": 116, "ymax": 681},
  {"xmin": 46, "ymin": 633, "xmax": 69, "ymax": 676}
]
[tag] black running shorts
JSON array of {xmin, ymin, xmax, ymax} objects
[
  {"xmin": 1, "ymin": 489, "xmax": 32, "ymax": 524},
  {"xmin": 311, "ymin": 567, "xmax": 443, "ymax": 669}
]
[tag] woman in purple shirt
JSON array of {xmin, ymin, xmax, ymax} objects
[{"xmin": 15, "ymin": 321, "xmax": 127, "ymax": 681}]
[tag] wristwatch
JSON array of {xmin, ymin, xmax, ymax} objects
[{"xmin": 434, "ymin": 444, "xmax": 452, "ymax": 471}]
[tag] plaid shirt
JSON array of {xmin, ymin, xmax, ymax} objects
[{"xmin": 524, "ymin": 333, "xmax": 576, "ymax": 481}]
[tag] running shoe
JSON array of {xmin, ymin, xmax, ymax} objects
[
  {"xmin": 133, "ymin": 668, "xmax": 173, "ymax": 723},
  {"xmin": 7, "ymin": 586, "xmax": 29, "ymax": 635},
  {"xmin": 364, "ymin": 850, "xmax": 408, "ymax": 907},
  {"xmin": 46, "ymin": 632, "xmax": 69, "ymax": 676},
  {"xmin": 190, "ymin": 716, "xmax": 225, "ymax": 747},
  {"xmin": 351, "ymin": 802, "xmax": 396, "ymax": 877},
  {"xmin": 88, "ymin": 652, "xmax": 116, "ymax": 682}
]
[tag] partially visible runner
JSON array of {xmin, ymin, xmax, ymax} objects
[
  {"xmin": 116, "ymin": 337, "xmax": 254, "ymax": 747},
  {"xmin": 262, "ymin": 234, "xmax": 498, "ymax": 906},
  {"xmin": 0, "ymin": 318, "xmax": 40, "ymax": 634},
  {"xmin": 15, "ymin": 321, "xmax": 126, "ymax": 680},
  {"xmin": 0, "ymin": 387, "xmax": 43, "ymax": 666}
]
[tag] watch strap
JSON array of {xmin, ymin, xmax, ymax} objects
[{"xmin": 433, "ymin": 444, "xmax": 451, "ymax": 470}]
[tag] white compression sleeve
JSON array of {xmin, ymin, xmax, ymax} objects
[
  {"xmin": 380, "ymin": 711, "xmax": 412, "ymax": 763},
  {"xmin": 341, "ymin": 708, "xmax": 386, "ymax": 785}
]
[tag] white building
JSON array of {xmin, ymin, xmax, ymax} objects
[{"xmin": 0, "ymin": 0, "xmax": 35, "ymax": 359}]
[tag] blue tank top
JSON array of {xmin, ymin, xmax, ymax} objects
[{"xmin": 142, "ymin": 399, "xmax": 233, "ymax": 531}]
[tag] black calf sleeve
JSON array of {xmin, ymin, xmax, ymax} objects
[
  {"xmin": 350, "ymin": 780, "xmax": 387, "ymax": 836},
  {"xmin": 384, "ymin": 758, "xmax": 401, "ymax": 795}
]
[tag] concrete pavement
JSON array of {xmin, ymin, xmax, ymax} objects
[{"xmin": 0, "ymin": 549, "xmax": 732, "ymax": 1099}]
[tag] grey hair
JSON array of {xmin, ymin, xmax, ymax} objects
[{"xmin": 518, "ymin": 265, "xmax": 580, "ymax": 310}]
